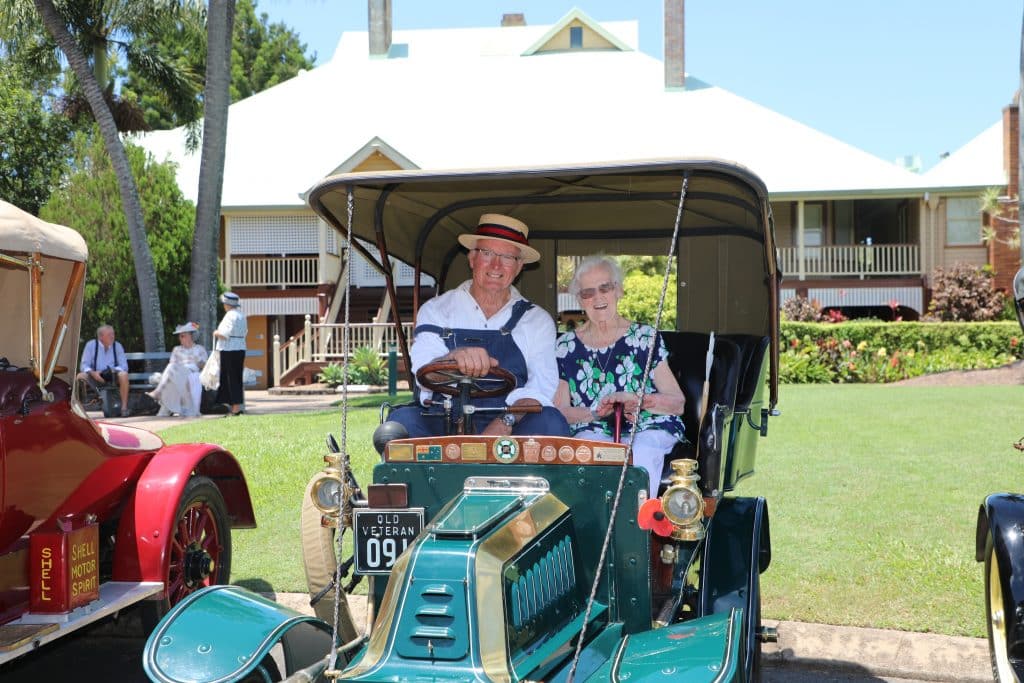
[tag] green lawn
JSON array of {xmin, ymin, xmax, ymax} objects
[{"xmin": 160, "ymin": 385, "xmax": 1022, "ymax": 637}]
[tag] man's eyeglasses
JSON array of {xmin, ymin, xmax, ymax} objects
[
  {"xmin": 578, "ymin": 281, "xmax": 617, "ymax": 299},
  {"xmin": 472, "ymin": 247, "xmax": 521, "ymax": 265}
]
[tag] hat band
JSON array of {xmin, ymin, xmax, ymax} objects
[{"xmin": 476, "ymin": 223, "xmax": 528, "ymax": 245}]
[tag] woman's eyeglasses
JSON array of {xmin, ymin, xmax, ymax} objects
[
  {"xmin": 578, "ymin": 281, "xmax": 617, "ymax": 299},
  {"xmin": 472, "ymin": 247, "xmax": 521, "ymax": 265}
]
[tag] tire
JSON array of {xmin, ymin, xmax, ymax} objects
[
  {"xmin": 986, "ymin": 532, "xmax": 1018, "ymax": 682},
  {"xmin": 141, "ymin": 476, "xmax": 232, "ymax": 630},
  {"xmin": 300, "ymin": 474, "xmax": 358, "ymax": 642}
]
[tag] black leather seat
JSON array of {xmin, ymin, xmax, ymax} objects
[
  {"xmin": 659, "ymin": 331, "xmax": 742, "ymax": 496},
  {"xmin": 718, "ymin": 334, "xmax": 769, "ymax": 414}
]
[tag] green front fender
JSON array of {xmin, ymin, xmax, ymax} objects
[
  {"xmin": 581, "ymin": 609, "xmax": 742, "ymax": 682},
  {"xmin": 143, "ymin": 585, "xmax": 335, "ymax": 683}
]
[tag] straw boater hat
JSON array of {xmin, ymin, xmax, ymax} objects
[
  {"xmin": 221, "ymin": 292, "xmax": 241, "ymax": 307},
  {"xmin": 457, "ymin": 213, "xmax": 541, "ymax": 264},
  {"xmin": 173, "ymin": 321, "xmax": 199, "ymax": 335}
]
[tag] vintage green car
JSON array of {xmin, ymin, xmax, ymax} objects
[{"xmin": 143, "ymin": 159, "xmax": 780, "ymax": 683}]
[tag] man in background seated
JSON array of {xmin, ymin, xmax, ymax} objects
[{"xmin": 77, "ymin": 324, "xmax": 130, "ymax": 416}]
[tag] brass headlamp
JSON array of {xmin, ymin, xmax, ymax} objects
[
  {"xmin": 309, "ymin": 453, "xmax": 354, "ymax": 529},
  {"xmin": 660, "ymin": 459, "xmax": 705, "ymax": 541}
]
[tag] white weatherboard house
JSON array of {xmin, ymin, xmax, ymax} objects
[{"xmin": 139, "ymin": 2, "xmax": 1016, "ymax": 386}]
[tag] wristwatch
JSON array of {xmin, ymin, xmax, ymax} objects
[{"xmin": 501, "ymin": 413, "xmax": 516, "ymax": 429}]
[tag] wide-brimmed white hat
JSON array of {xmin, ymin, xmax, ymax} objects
[
  {"xmin": 457, "ymin": 213, "xmax": 541, "ymax": 264},
  {"xmin": 221, "ymin": 292, "xmax": 241, "ymax": 307},
  {"xmin": 173, "ymin": 321, "xmax": 199, "ymax": 335}
]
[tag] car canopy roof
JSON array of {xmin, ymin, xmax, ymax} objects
[
  {"xmin": 307, "ymin": 158, "xmax": 779, "ymax": 401},
  {"xmin": 0, "ymin": 200, "xmax": 88, "ymax": 263},
  {"xmin": 0, "ymin": 201, "xmax": 88, "ymax": 380}
]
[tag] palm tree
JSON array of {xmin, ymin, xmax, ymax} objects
[
  {"xmin": 29, "ymin": 0, "xmax": 167, "ymax": 353},
  {"xmin": 189, "ymin": 0, "xmax": 235, "ymax": 346}
]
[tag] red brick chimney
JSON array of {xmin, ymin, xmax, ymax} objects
[
  {"xmin": 501, "ymin": 13, "xmax": 526, "ymax": 27},
  {"xmin": 990, "ymin": 101, "xmax": 1021, "ymax": 291},
  {"xmin": 664, "ymin": 0, "xmax": 685, "ymax": 89},
  {"xmin": 369, "ymin": 0, "xmax": 392, "ymax": 57}
]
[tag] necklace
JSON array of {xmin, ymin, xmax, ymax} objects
[{"xmin": 589, "ymin": 338, "xmax": 617, "ymax": 378}]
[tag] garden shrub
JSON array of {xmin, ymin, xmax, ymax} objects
[
  {"xmin": 319, "ymin": 363, "xmax": 346, "ymax": 387},
  {"xmin": 350, "ymin": 346, "xmax": 388, "ymax": 385},
  {"xmin": 779, "ymin": 320, "xmax": 1022, "ymax": 383},
  {"xmin": 318, "ymin": 348, "xmax": 388, "ymax": 386},
  {"xmin": 781, "ymin": 295, "xmax": 823, "ymax": 322},
  {"xmin": 924, "ymin": 263, "xmax": 1005, "ymax": 322}
]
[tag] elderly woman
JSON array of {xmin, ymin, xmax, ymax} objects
[
  {"xmin": 147, "ymin": 322, "xmax": 208, "ymax": 417},
  {"xmin": 554, "ymin": 255, "xmax": 687, "ymax": 497}
]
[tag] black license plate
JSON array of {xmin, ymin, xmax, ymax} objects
[{"xmin": 353, "ymin": 508, "xmax": 424, "ymax": 575}]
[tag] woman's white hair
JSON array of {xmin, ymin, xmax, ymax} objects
[{"xmin": 568, "ymin": 255, "xmax": 623, "ymax": 297}]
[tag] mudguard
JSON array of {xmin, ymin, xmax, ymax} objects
[
  {"xmin": 585, "ymin": 609, "xmax": 742, "ymax": 682},
  {"xmin": 113, "ymin": 443, "xmax": 257, "ymax": 582},
  {"xmin": 699, "ymin": 496, "xmax": 770, "ymax": 680},
  {"xmin": 977, "ymin": 492, "xmax": 1024, "ymax": 671},
  {"xmin": 143, "ymin": 585, "xmax": 333, "ymax": 683}
]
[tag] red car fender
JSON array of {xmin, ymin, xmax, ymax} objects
[{"xmin": 112, "ymin": 442, "xmax": 256, "ymax": 583}]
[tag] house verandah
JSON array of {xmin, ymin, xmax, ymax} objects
[
  {"xmin": 774, "ymin": 193, "xmax": 928, "ymax": 318},
  {"xmin": 777, "ymin": 194, "xmax": 1014, "ymax": 322}
]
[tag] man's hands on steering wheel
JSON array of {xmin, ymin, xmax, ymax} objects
[
  {"xmin": 416, "ymin": 351, "xmax": 515, "ymax": 399},
  {"xmin": 446, "ymin": 347, "xmax": 497, "ymax": 377}
]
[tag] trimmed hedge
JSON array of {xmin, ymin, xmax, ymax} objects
[{"xmin": 780, "ymin": 321, "xmax": 1023, "ymax": 383}]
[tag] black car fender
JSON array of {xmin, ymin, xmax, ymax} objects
[
  {"xmin": 977, "ymin": 493, "xmax": 1024, "ymax": 649},
  {"xmin": 976, "ymin": 493, "xmax": 1024, "ymax": 563},
  {"xmin": 698, "ymin": 496, "xmax": 770, "ymax": 672},
  {"xmin": 700, "ymin": 496, "xmax": 771, "ymax": 617}
]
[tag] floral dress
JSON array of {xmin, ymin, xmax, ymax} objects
[{"xmin": 556, "ymin": 323, "xmax": 686, "ymax": 443}]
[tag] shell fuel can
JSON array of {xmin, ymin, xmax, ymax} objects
[{"xmin": 29, "ymin": 514, "xmax": 100, "ymax": 613}]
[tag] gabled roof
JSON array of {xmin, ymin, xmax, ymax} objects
[
  {"xmin": 138, "ymin": 16, "xmax": 924, "ymax": 210},
  {"xmin": 521, "ymin": 7, "xmax": 633, "ymax": 55},
  {"xmin": 328, "ymin": 136, "xmax": 419, "ymax": 177},
  {"xmin": 918, "ymin": 121, "xmax": 1006, "ymax": 191}
]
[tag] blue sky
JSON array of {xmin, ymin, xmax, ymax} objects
[{"xmin": 256, "ymin": 0, "xmax": 1022, "ymax": 172}]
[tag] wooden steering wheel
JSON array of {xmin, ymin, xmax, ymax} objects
[{"xmin": 416, "ymin": 359, "xmax": 516, "ymax": 398}]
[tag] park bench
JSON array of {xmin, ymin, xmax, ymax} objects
[{"xmin": 86, "ymin": 349, "xmax": 263, "ymax": 417}]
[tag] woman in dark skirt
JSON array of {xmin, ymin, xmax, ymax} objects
[{"xmin": 213, "ymin": 292, "xmax": 248, "ymax": 416}]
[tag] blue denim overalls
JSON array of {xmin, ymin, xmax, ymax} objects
[{"xmin": 389, "ymin": 299, "xmax": 568, "ymax": 437}]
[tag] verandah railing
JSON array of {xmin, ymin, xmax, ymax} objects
[
  {"xmin": 220, "ymin": 255, "xmax": 320, "ymax": 287},
  {"xmin": 777, "ymin": 243, "xmax": 919, "ymax": 279}
]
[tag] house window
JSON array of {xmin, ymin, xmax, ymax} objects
[
  {"xmin": 569, "ymin": 26, "xmax": 583, "ymax": 49},
  {"xmin": 946, "ymin": 197, "xmax": 981, "ymax": 246}
]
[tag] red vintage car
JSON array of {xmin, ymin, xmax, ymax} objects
[{"xmin": 0, "ymin": 201, "xmax": 255, "ymax": 664}]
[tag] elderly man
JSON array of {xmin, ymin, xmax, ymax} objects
[
  {"xmin": 389, "ymin": 213, "xmax": 569, "ymax": 438},
  {"xmin": 77, "ymin": 324, "xmax": 130, "ymax": 416}
]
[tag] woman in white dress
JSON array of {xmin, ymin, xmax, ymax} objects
[{"xmin": 147, "ymin": 322, "xmax": 209, "ymax": 417}]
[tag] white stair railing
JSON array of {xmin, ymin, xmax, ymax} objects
[{"xmin": 273, "ymin": 317, "xmax": 414, "ymax": 385}]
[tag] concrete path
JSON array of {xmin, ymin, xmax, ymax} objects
[{"xmin": 86, "ymin": 388, "xmax": 342, "ymax": 430}]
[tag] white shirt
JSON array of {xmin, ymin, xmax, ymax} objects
[
  {"xmin": 215, "ymin": 309, "xmax": 247, "ymax": 351},
  {"xmin": 410, "ymin": 281, "xmax": 559, "ymax": 407}
]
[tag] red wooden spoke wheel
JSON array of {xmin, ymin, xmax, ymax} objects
[{"xmin": 142, "ymin": 476, "xmax": 231, "ymax": 629}]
